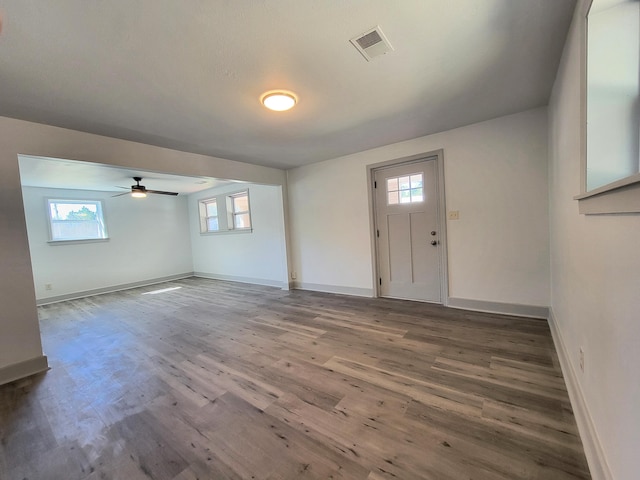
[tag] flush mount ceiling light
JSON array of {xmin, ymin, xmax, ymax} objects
[{"xmin": 260, "ymin": 90, "xmax": 297, "ymax": 111}]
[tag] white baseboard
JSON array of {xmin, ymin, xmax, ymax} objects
[
  {"xmin": 447, "ymin": 297, "xmax": 549, "ymax": 319},
  {"xmin": 193, "ymin": 272, "xmax": 288, "ymax": 289},
  {"xmin": 36, "ymin": 273, "xmax": 194, "ymax": 305},
  {"xmin": 0, "ymin": 355, "xmax": 49, "ymax": 386},
  {"xmin": 292, "ymin": 281, "xmax": 374, "ymax": 297},
  {"xmin": 548, "ymin": 308, "xmax": 613, "ymax": 480}
]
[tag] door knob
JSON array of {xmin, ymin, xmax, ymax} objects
[{"xmin": 430, "ymin": 240, "xmax": 437, "ymax": 246}]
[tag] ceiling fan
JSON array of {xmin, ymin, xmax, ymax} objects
[{"xmin": 112, "ymin": 177, "xmax": 178, "ymax": 198}]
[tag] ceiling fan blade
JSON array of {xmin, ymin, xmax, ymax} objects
[
  {"xmin": 146, "ymin": 189, "xmax": 179, "ymax": 196},
  {"xmin": 115, "ymin": 186, "xmax": 129, "ymax": 190},
  {"xmin": 111, "ymin": 192, "xmax": 131, "ymax": 197}
]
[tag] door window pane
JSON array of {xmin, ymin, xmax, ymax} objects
[
  {"xmin": 411, "ymin": 188, "xmax": 424, "ymax": 202},
  {"xmin": 386, "ymin": 173, "xmax": 424, "ymax": 204}
]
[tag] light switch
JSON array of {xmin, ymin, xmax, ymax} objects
[{"xmin": 448, "ymin": 211, "xmax": 460, "ymax": 220}]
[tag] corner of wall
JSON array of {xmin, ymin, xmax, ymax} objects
[
  {"xmin": 0, "ymin": 355, "xmax": 49, "ymax": 387},
  {"xmin": 547, "ymin": 308, "xmax": 613, "ymax": 480}
]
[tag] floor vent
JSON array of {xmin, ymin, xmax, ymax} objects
[{"xmin": 350, "ymin": 26, "xmax": 394, "ymax": 61}]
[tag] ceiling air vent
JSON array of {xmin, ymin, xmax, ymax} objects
[{"xmin": 350, "ymin": 26, "xmax": 394, "ymax": 61}]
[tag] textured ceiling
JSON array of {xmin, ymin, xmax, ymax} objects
[{"xmin": 0, "ymin": 0, "xmax": 576, "ymax": 169}]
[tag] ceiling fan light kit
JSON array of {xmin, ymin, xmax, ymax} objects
[{"xmin": 112, "ymin": 177, "xmax": 179, "ymax": 198}]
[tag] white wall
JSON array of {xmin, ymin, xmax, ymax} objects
[
  {"xmin": 0, "ymin": 149, "xmax": 44, "ymax": 379},
  {"xmin": 288, "ymin": 107, "xmax": 550, "ymax": 307},
  {"xmin": 548, "ymin": 1, "xmax": 640, "ymax": 478},
  {"xmin": 22, "ymin": 186, "xmax": 193, "ymax": 302},
  {"xmin": 0, "ymin": 115, "xmax": 286, "ymax": 382},
  {"xmin": 189, "ymin": 183, "xmax": 288, "ymax": 287}
]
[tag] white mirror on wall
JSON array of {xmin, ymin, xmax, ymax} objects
[{"xmin": 586, "ymin": 0, "xmax": 640, "ymax": 191}]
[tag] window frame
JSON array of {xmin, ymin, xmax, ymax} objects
[
  {"xmin": 198, "ymin": 189, "xmax": 253, "ymax": 235},
  {"xmin": 46, "ymin": 198, "xmax": 109, "ymax": 244},
  {"xmin": 576, "ymin": 0, "xmax": 640, "ymax": 214},
  {"xmin": 199, "ymin": 198, "xmax": 220, "ymax": 233},
  {"xmin": 228, "ymin": 191, "xmax": 252, "ymax": 230}
]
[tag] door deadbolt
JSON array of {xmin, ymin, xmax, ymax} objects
[{"xmin": 430, "ymin": 231, "xmax": 437, "ymax": 236}]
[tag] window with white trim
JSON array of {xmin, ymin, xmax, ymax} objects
[
  {"xmin": 199, "ymin": 198, "xmax": 219, "ymax": 233},
  {"xmin": 198, "ymin": 190, "xmax": 252, "ymax": 234},
  {"xmin": 586, "ymin": 0, "xmax": 639, "ymax": 191},
  {"xmin": 576, "ymin": 0, "xmax": 640, "ymax": 214},
  {"xmin": 47, "ymin": 199, "xmax": 108, "ymax": 242},
  {"xmin": 229, "ymin": 191, "xmax": 251, "ymax": 229}
]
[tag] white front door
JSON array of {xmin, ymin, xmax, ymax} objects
[{"xmin": 374, "ymin": 158, "xmax": 441, "ymax": 302}]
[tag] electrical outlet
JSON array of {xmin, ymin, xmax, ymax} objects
[
  {"xmin": 579, "ymin": 347, "xmax": 584, "ymax": 372},
  {"xmin": 448, "ymin": 210, "xmax": 460, "ymax": 220},
  {"xmin": 45, "ymin": 283, "xmax": 52, "ymax": 291},
  {"xmin": 291, "ymin": 271, "xmax": 297, "ymax": 280}
]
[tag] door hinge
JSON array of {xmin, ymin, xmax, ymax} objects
[
  {"xmin": 374, "ymin": 181, "xmax": 377, "ymax": 188},
  {"xmin": 379, "ymin": 278, "xmax": 382, "ymax": 286},
  {"xmin": 376, "ymin": 229, "xmax": 379, "ymax": 238}
]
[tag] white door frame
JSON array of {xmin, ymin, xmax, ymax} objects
[{"xmin": 366, "ymin": 149, "xmax": 449, "ymax": 305}]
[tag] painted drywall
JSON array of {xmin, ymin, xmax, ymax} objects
[
  {"xmin": 288, "ymin": 107, "xmax": 550, "ymax": 307},
  {"xmin": 0, "ymin": 115, "xmax": 286, "ymax": 379},
  {"xmin": 0, "ymin": 152, "xmax": 44, "ymax": 374},
  {"xmin": 586, "ymin": 0, "xmax": 640, "ymax": 190},
  {"xmin": 548, "ymin": 1, "xmax": 640, "ymax": 478},
  {"xmin": 189, "ymin": 183, "xmax": 288, "ymax": 287},
  {"xmin": 22, "ymin": 186, "xmax": 193, "ymax": 302}
]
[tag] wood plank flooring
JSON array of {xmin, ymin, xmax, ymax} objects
[{"xmin": 0, "ymin": 278, "xmax": 591, "ymax": 479}]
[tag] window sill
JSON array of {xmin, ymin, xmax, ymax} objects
[
  {"xmin": 199, "ymin": 228, "xmax": 253, "ymax": 236},
  {"xmin": 574, "ymin": 173, "xmax": 640, "ymax": 214},
  {"xmin": 48, "ymin": 238, "xmax": 110, "ymax": 246}
]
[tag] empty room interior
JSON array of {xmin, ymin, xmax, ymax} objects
[{"xmin": 0, "ymin": 1, "xmax": 638, "ymax": 479}]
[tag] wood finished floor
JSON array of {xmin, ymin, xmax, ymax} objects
[{"xmin": 0, "ymin": 278, "xmax": 590, "ymax": 480}]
